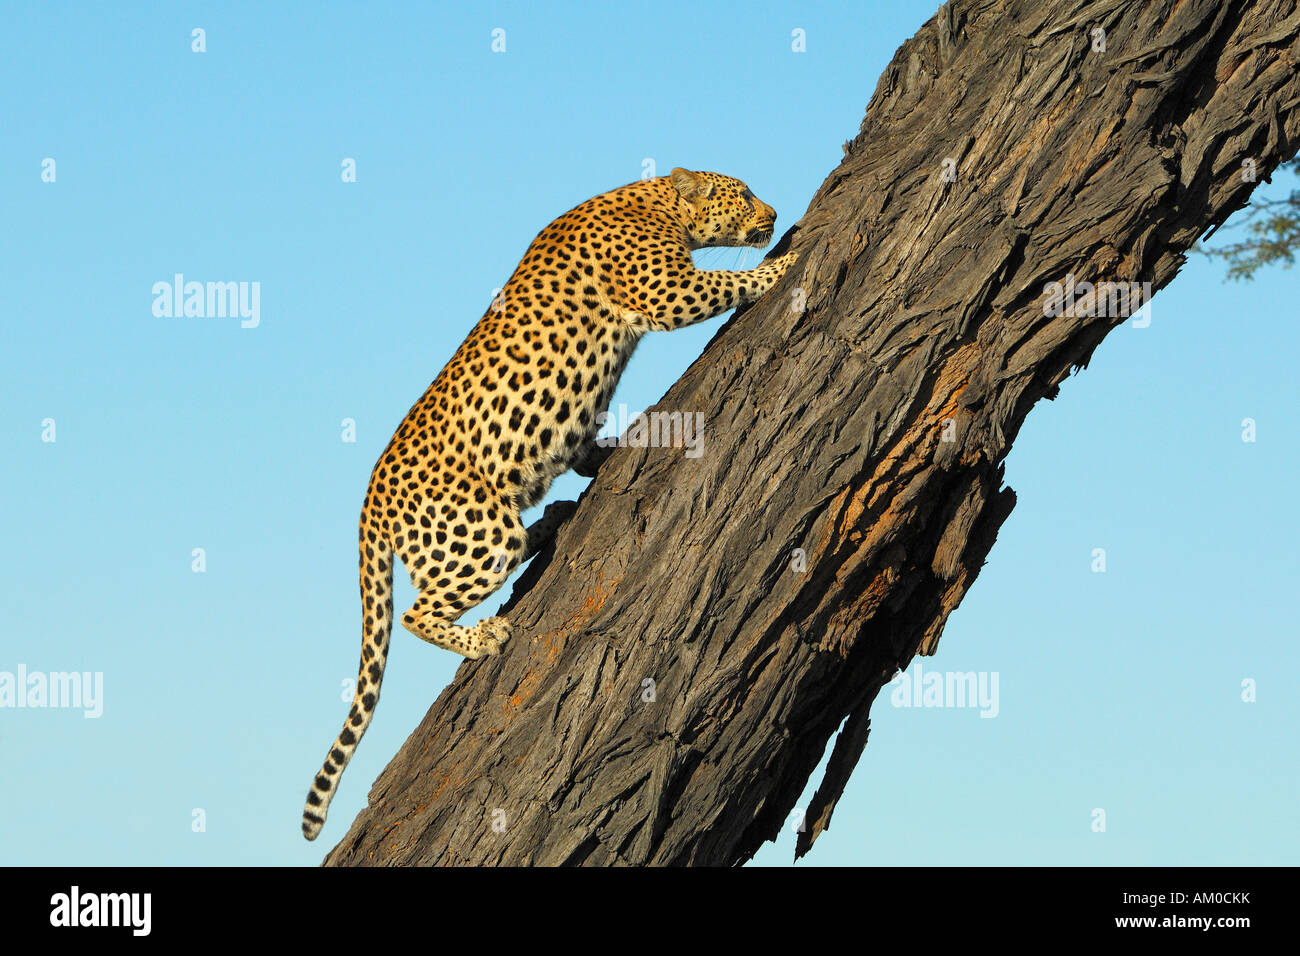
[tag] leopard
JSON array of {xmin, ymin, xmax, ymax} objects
[{"xmin": 302, "ymin": 167, "xmax": 797, "ymax": 840}]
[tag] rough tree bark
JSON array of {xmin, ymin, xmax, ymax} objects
[{"xmin": 325, "ymin": 0, "xmax": 1300, "ymax": 865}]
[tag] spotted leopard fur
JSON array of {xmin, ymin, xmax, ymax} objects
[{"xmin": 302, "ymin": 168, "xmax": 797, "ymax": 840}]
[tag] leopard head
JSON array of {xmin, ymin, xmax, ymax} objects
[{"xmin": 670, "ymin": 167, "xmax": 777, "ymax": 249}]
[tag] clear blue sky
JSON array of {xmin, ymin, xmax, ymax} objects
[{"xmin": 2, "ymin": 1, "xmax": 1296, "ymax": 866}]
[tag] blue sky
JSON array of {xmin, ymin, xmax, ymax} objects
[{"xmin": 2, "ymin": 1, "xmax": 1295, "ymax": 866}]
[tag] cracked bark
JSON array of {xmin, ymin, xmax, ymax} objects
[{"xmin": 324, "ymin": 0, "xmax": 1300, "ymax": 866}]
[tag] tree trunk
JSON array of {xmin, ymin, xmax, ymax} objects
[{"xmin": 324, "ymin": 0, "xmax": 1300, "ymax": 866}]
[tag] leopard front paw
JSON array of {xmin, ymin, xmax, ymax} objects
[{"xmin": 771, "ymin": 251, "xmax": 799, "ymax": 277}]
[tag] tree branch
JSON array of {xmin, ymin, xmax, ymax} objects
[{"xmin": 324, "ymin": 0, "xmax": 1300, "ymax": 866}]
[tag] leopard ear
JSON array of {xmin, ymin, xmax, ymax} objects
[{"xmin": 670, "ymin": 167, "xmax": 714, "ymax": 199}]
